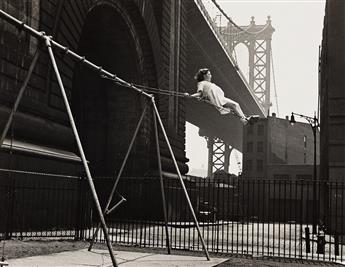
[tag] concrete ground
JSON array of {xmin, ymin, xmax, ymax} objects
[
  {"xmin": 7, "ymin": 248, "xmax": 227, "ymax": 267},
  {"xmin": 2, "ymin": 239, "xmax": 342, "ymax": 267},
  {"xmin": 6, "ymin": 248, "xmax": 343, "ymax": 267}
]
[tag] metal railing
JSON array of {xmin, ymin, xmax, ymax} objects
[
  {"xmin": 89, "ymin": 176, "xmax": 345, "ymax": 263},
  {"xmin": 0, "ymin": 169, "xmax": 92, "ymax": 240},
  {"xmin": 1, "ymin": 172, "xmax": 344, "ymax": 263}
]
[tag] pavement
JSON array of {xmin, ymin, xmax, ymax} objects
[{"xmin": 6, "ymin": 249, "xmax": 228, "ymax": 267}]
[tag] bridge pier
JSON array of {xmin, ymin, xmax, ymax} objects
[{"xmin": 205, "ymin": 135, "xmax": 234, "ymax": 178}]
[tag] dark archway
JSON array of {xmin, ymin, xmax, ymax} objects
[{"xmin": 72, "ymin": 3, "xmax": 153, "ymax": 177}]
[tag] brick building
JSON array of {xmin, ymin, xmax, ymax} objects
[
  {"xmin": 319, "ymin": 0, "xmax": 345, "ymax": 234},
  {"xmin": 242, "ymin": 113, "xmax": 320, "ymax": 180},
  {"xmin": 241, "ymin": 114, "xmax": 320, "ymax": 222}
]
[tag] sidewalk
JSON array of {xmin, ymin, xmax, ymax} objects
[{"xmin": 7, "ymin": 249, "xmax": 227, "ymax": 267}]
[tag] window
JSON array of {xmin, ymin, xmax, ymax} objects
[
  {"xmin": 247, "ymin": 125, "xmax": 254, "ymax": 135},
  {"xmin": 245, "ymin": 160, "xmax": 253, "ymax": 171},
  {"xmin": 257, "ymin": 124, "xmax": 264, "ymax": 136},
  {"xmin": 257, "ymin": 159, "xmax": 263, "ymax": 172},
  {"xmin": 257, "ymin": 141, "xmax": 264, "ymax": 152},
  {"xmin": 304, "ymin": 135, "xmax": 307, "ymax": 149},
  {"xmin": 246, "ymin": 142, "xmax": 253, "ymax": 152}
]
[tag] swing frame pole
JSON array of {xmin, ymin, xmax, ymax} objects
[
  {"xmin": 153, "ymin": 108, "xmax": 171, "ymax": 254},
  {"xmin": 151, "ymin": 98, "xmax": 210, "ymax": 261},
  {"xmin": 88, "ymin": 105, "xmax": 148, "ymax": 251},
  {"xmin": 44, "ymin": 37, "xmax": 118, "ymax": 267},
  {"xmin": 0, "ymin": 9, "xmax": 151, "ymax": 98},
  {"xmin": 0, "ymin": 50, "xmax": 40, "ymax": 146}
]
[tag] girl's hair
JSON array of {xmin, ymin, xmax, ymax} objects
[{"xmin": 194, "ymin": 68, "xmax": 210, "ymax": 82}]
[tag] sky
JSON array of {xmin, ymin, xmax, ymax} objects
[{"xmin": 186, "ymin": 0, "xmax": 326, "ymax": 177}]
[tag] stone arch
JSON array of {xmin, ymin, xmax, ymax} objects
[{"xmin": 58, "ymin": 0, "xmax": 159, "ymax": 176}]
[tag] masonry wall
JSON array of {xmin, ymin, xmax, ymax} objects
[
  {"xmin": 320, "ymin": 0, "xmax": 345, "ymax": 183},
  {"xmin": 242, "ymin": 115, "xmax": 319, "ymax": 179},
  {"xmin": 320, "ymin": 0, "xmax": 345, "ymax": 234},
  {"xmin": 0, "ymin": 0, "xmax": 189, "ymax": 177}
]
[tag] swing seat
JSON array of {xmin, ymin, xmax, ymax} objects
[
  {"xmin": 1, "ymin": 138, "xmax": 83, "ymax": 162},
  {"xmin": 0, "ymin": 260, "xmax": 8, "ymax": 267}
]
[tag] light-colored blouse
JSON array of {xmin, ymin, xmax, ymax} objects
[{"xmin": 197, "ymin": 81, "xmax": 230, "ymax": 114}]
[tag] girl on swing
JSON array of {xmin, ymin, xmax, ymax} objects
[{"xmin": 186, "ymin": 68, "xmax": 259, "ymax": 125}]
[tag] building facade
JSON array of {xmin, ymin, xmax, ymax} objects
[
  {"xmin": 242, "ymin": 114, "xmax": 320, "ymax": 180},
  {"xmin": 241, "ymin": 114, "xmax": 320, "ymax": 222},
  {"xmin": 320, "ymin": 0, "xmax": 345, "ymax": 234}
]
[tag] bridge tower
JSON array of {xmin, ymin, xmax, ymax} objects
[
  {"xmin": 205, "ymin": 136, "xmax": 234, "ymax": 177},
  {"xmin": 200, "ymin": 16, "xmax": 274, "ymax": 177},
  {"xmin": 221, "ymin": 16, "xmax": 275, "ymax": 115}
]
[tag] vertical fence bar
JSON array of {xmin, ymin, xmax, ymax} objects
[
  {"xmin": 300, "ymin": 180, "xmax": 304, "ymax": 258},
  {"xmin": 333, "ymin": 181, "xmax": 338, "ymax": 262},
  {"xmin": 266, "ymin": 180, "xmax": 271, "ymax": 256},
  {"xmin": 340, "ymin": 181, "xmax": 345, "ymax": 261},
  {"xmin": 211, "ymin": 179, "xmax": 215, "ymax": 251},
  {"xmin": 262, "ymin": 179, "xmax": 266, "ymax": 256},
  {"xmin": 241, "ymin": 178, "xmax": 244, "ymax": 254},
  {"xmin": 251, "ymin": 179, "xmax": 254, "ymax": 255},
  {"xmin": 283, "ymin": 179, "xmax": 286, "ymax": 258},
  {"xmin": 221, "ymin": 177, "xmax": 224, "ymax": 252},
  {"xmin": 289, "ymin": 180, "xmax": 292, "ymax": 258},
  {"xmin": 278, "ymin": 180, "xmax": 281, "ymax": 258},
  {"xmin": 306, "ymin": 181, "xmax": 311, "ymax": 259},
  {"xmin": 310, "ymin": 180, "xmax": 315, "ymax": 259},
  {"xmin": 206, "ymin": 178, "xmax": 210, "ymax": 251},
  {"xmin": 256, "ymin": 179, "xmax": 260, "ymax": 256},
  {"xmin": 245, "ymin": 179, "xmax": 249, "ymax": 255},
  {"xmin": 294, "ymin": 179, "xmax": 298, "ymax": 259},
  {"xmin": 216, "ymin": 180, "xmax": 219, "ymax": 252},
  {"xmin": 272, "ymin": 179, "xmax": 276, "ymax": 257},
  {"xmin": 236, "ymin": 178, "xmax": 240, "ymax": 254},
  {"xmin": 5, "ymin": 175, "xmax": 15, "ymax": 240}
]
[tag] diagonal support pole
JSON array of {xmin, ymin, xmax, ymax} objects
[
  {"xmin": 44, "ymin": 37, "xmax": 118, "ymax": 267},
  {"xmin": 88, "ymin": 105, "xmax": 148, "ymax": 251},
  {"xmin": 150, "ymin": 98, "xmax": 210, "ymax": 260},
  {"xmin": 153, "ymin": 108, "xmax": 171, "ymax": 254},
  {"xmin": 0, "ymin": 50, "xmax": 40, "ymax": 146}
]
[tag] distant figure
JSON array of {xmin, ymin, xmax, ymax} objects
[{"xmin": 184, "ymin": 68, "xmax": 258, "ymax": 125}]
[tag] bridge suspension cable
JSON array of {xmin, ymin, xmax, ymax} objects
[
  {"xmin": 270, "ymin": 48, "xmax": 280, "ymax": 117},
  {"xmin": 209, "ymin": 0, "xmax": 254, "ymax": 35},
  {"xmin": 208, "ymin": 0, "xmax": 270, "ymax": 36}
]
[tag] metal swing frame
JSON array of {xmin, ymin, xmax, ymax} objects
[{"xmin": 0, "ymin": 9, "xmax": 210, "ymax": 266}]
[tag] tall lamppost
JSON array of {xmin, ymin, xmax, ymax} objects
[{"xmin": 290, "ymin": 112, "xmax": 319, "ymax": 234}]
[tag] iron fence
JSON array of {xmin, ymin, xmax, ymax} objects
[
  {"xmin": 90, "ymin": 176, "xmax": 345, "ymax": 263},
  {"xmin": 1, "ymin": 172, "xmax": 344, "ymax": 263},
  {"xmin": 0, "ymin": 168, "xmax": 92, "ymax": 240}
]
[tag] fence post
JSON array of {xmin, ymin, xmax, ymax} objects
[
  {"xmin": 305, "ymin": 227, "xmax": 311, "ymax": 253},
  {"xmin": 5, "ymin": 176, "xmax": 15, "ymax": 240},
  {"xmin": 74, "ymin": 176, "xmax": 83, "ymax": 240}
]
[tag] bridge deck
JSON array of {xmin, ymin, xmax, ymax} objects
[{"xmin": 185, "ymin": 1, "xmax": 265, "ymax": 150}]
